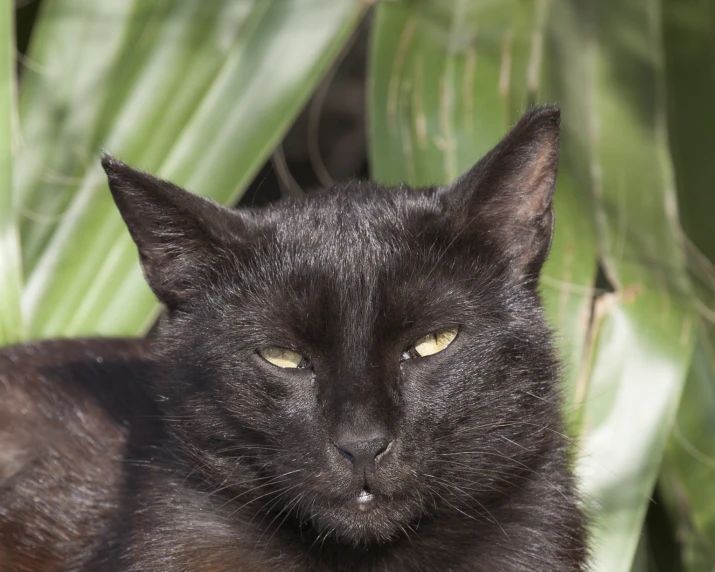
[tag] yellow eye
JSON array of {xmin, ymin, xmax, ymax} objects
[
  {"xmin": 259, "ymin": 347, "xmax": 310, "ymax": 369},
  {"xmin": 408, "ymin": 327, "xmax": 459, "ymax": 359}
]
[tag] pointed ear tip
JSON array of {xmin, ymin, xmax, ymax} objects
[
  {"xmin": 523, "ymin": 104, "xmax": 561, "ymax": 133},
  {"xmin": 100, "ymin": 153, "xmax": 127, "ymax": 178},
  {"xmin": 525, "ymin": 104, "xmax": 560, "ymax": 118}
]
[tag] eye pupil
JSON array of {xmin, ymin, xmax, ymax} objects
[{"xmin": 401, "ymin": 348, "xmax": 419, "ymax": 361}]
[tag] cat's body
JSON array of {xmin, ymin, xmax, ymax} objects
[{"xmin": 0, "ymin": 107, "xmax": 587, "ymax": 571}]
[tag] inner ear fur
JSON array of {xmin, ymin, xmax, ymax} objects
[{"xmin": 444, "ymin": 105, "xmax": 560, "ymax": 282}]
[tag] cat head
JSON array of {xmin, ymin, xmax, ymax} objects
[{"xmin": 103, "ymin": 106, "xmax": 563, "ymax": 546}]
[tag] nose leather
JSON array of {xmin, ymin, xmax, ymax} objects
[{"xmin": 335, "ymin": 437, "xmax": 391, "ymax": 472}]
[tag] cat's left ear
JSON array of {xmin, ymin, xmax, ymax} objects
[{"xmin": 443, "ymin": 105, "xmax": 560, "ymax": 283}]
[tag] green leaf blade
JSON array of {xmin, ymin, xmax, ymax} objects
[
  {"xmin": 16, "ymin": 0, "xmax": 364, "ymax": 338},
  {"xmin": 370, "ymin": 2, "xmax": 696, "ymax": 571},
  {"xmin": 545, "ymin": 2, "xmax": 695, "ymax": 569},
  {"xmin": 0, "ymin": 0, "xmax": 23, "ymax": 344},
  {"xmin": 656, "ymin": 0, "xmax": 715, "ymax": 568}
]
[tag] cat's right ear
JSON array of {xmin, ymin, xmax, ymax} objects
[
  {"xmin": 440, "ymin": 106, "xmax": 560, "ymax": 284},
  {"xmin": 102, "ymin": 155, "xmax": 242, "ymax": 310}
]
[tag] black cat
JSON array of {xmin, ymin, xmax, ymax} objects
[{"xmin": 0, "ymin": 106, "xmax": 587, "ymax": 571}]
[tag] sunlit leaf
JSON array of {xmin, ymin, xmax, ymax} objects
[
  {"xmin": 369, "ymin": 2, "xmax": 696, "ymax": 571},
  {"xmin": 541, "ymin": 2, "xmax": 694, "ymax": 570},
  {"xmin": 0, "ymin": 0, "xmax": 23, "ymax": 344},
  {"xmin": 657, "ymin": 0, "xmax": 715, "ymax": 568},
  {"xmin": 15, "ymin": 0, "xmax": 364, "ymax": 338}
]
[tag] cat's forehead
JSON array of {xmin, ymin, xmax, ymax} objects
[
  {"xmin": 235, "ymin": 183, "xmax": 483, "ymax": 333},
  {"xmin": 265, "ymin": 181, "xmax": 443, "ymax": 256}
]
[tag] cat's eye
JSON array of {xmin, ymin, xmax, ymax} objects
[
  {"xmin": 259, "ymin": 347, "xmax": 310, "ymax": 369},
  {"xmin": 403, "ymin": 327, "xmax": 458, "ymax": 360}
]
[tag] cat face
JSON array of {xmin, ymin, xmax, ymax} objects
[{"xmin": 103, "ymin": 106, "xmax": 563, "ymax": 545}]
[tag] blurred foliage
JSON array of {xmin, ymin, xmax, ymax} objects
[
  {"xmin": 369, "ymin": 2, "xmax": 695, "ymax": 570},
  {"xmin": 11, "ymin": 0, "xmax": 364, "ymax": 338},
  {"xmin": 0, "ymin": 0, "xmax": 22, "ymax": 344},
  {"xmin": 2, "ymin": 0, "xmax": 715, "ymax": 570}
]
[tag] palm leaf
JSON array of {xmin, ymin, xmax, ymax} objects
[
  {"xmin": 14, "ymin": 0, "xmax": 364, "ymax": 339},
  {"xmin": 368, "ymin": 1, "xmax": 695, "ymax": 570},
  {"xmin": 0, "ymin": 0, "xmax": 23, "ymax": 345},
  {"xmin": 655, "ymin": 0, "xmax": 715, "ymax": 568}
]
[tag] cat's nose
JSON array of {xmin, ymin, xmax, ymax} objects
[{"xmin": 335, "ymin": 437, "xmax": 392, "ymax": 472}]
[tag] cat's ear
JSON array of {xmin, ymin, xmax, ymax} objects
[
  {"xmin": 443, "ymin": 105, "xmax": 560, "ymax": 282},
  {"xmin": 102, "ymin": 155, "xmax": 240, "ymax": 309}
]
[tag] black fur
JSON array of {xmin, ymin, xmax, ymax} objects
[{"xmin": 0, "ymin": 106, "xmax": 587, "ymax": 571}]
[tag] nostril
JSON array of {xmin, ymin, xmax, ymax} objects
[
  {"xmin": 334, "ymin": 438, "xmax": 393, "ymax": 469},
  {"xmin": 374, "ymin": 439, "xmax": 392, "ymax": 460},
  {"xmin": 337, "ymin": 447, "xmax": 354, "ymax": 464}
]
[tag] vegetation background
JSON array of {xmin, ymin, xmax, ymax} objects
[{"xmin": 2, "ymin": 0, "xmax": 714, "ymax": 569}]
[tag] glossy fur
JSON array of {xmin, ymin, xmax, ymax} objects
[{"xmin": 0, "ymin": 106, "xmax": 587, "ymax": 571}]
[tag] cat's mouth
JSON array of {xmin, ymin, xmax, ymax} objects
[
  {"xmin": 351, "ymin": 488, "xmax": 376, "ymax": 512},
  {"xmin": 309, "ymin": 488, "xmax": 422, "ymax": 545}
]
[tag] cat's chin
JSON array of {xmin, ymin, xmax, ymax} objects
[{"xmin": 306, "ymin": 493, "xmax": 423, "ymax": 546}]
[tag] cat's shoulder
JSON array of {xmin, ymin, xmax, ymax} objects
[
  {"xmin": 0, "ymin": 338, "xmax": 161, "ymax": 570},
  {"xmin": 0, "ymin": 337, "xmax": 157, "ymax": 424},
  {"xmin": 0, "ymin": 337, "xmax": 159, "ymax": 470},
  {"xmin": 0, "ymin": 336, "xmax": 153, "ymax": 371}
]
